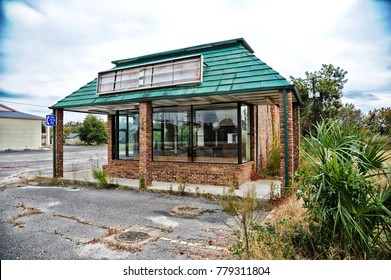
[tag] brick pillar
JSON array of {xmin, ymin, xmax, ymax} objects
[
  {"xmin": 54, "ymin": 109, "xmax": 63, "ymax": 177},
  {"xmin": 107, "ymin": 114, "xmax": 113, "ymax": 165},
  {"xmin": 139, "ymin": 102, "xmax": 152, "ymax": 187},
  {"xmin": 251, "ymin": 105, "xmax": 256, "ymax": 167},
  {"xmin": 292, "ymin": 104, "xmax": 301, "ymax": 172},
  {"xmin": 279, "ymin": 90, "xmax": 294, "ymax": 188}
]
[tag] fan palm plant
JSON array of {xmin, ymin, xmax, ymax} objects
[{"xmin": 299, "ymin": 120, "xmax": 391, "ymax": 258}]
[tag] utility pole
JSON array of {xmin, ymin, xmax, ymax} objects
[{"xmin": 309, "ymin": 77, "xmax": 320, "ymax": 124}]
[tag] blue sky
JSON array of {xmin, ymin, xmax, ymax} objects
[{"xmin": 0, "ymin": 0, "xmax": 390, "ymax": 122}]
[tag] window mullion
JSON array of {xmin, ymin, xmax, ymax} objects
[{"xmin": 237, "ymin": 102, "xmax": 242, "ymax": 164}]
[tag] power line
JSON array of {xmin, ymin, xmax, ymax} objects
[{"xmin": 0, "ymin": 100, "xmax": 49, "ymax": 108}]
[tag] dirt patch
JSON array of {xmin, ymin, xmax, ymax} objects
[
  {"xmin": 115, "ymin": 231, "xmax": 150, "ymax": 243},
  {"xmin": 90, "ymin": 225, "xmax": 166, "ymax": 252},
  {"xmin": 171, "ymin": 205, "xmax": 204, "ymax": 216}
]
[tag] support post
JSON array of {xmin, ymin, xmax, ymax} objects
[
  {"xmin": 54, "ymin": 109, "xmax": 64, "ymax": 177},
  {"xmin": 279, "ymin": 90, "xmax": 294, "ymax": 188},
  {"xmin": 292, "ymin": 104, "xmax": 301, "ymax": 172},
  {"xmin": 139, "ymin": 102, "xmax": 152, "ymax": 187}
]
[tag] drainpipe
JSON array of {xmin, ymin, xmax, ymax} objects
[
  {"xmin": 52, "ymin": 110, "xmax": 56, "ymax": 177},
  {"xmin": 282, "ymin": 89, "xmax": 289, "ymax": 188},
  {"xmin": 255, "ymin": 105, "xmax": 259, "ymax": 172}
]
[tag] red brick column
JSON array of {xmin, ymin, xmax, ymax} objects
[
  {"xmin": 279, "ymin": 90, "xmax": 294, "ymax": 188},
  {"xmin": 251, "ymin": 105, "xmax": 256, "ymax": 166},
  {"xmin": 54, "ymin": 109, "xmax": 63, "ymax": 177},
  {"xmin": 292, "ymin": 104, "xmax": 301, "ymax": 172},
  {"xmin": 139, "ymin": 102, "xmax": 152, "ymax": 187},
  {"xmin": 107, "ymin": 114, "xmax": 113, "ymax": 165}
]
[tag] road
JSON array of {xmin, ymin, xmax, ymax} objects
[
  {"xmin": 0, "ymin": 146, "xmax": 107, "ymax": 187},
  {"xmin": 0, "ymin": 146, "xmax": 234, "ymax": 260}
]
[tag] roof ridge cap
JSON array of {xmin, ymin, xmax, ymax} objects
[{"xmin": 111, "ymin": 38, "xmax": 253, "ymax": 66}]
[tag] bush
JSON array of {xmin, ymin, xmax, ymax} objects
[
  {"xmin": 79, "ymin": 115, "xmax": 108, "ymax": 145},
  {"xmin": 260, "ymin": 139, "xmax": 280, "ymax": 178},
  {"xmin": 298, "ymin": 120, "xmax": 391, "ymax": 259}
]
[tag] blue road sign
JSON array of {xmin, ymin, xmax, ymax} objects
[{"xmin": 46, "ymin": 115, "xmax": 57, "ymax": 126}]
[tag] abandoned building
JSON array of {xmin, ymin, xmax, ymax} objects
[{"xmin": 50, "ymin": 38, "xmax": 302, "ymax": 188}]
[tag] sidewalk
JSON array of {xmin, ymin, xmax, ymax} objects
[{"xmin": 62, "ymin": 169, "xmax": 281, "ymax": 199}]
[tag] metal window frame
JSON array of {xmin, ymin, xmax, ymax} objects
[{"xmin": 97, "ymin": 54, "xmax": 203, "ymax": 95}]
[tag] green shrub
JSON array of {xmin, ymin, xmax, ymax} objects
[
  {"xmin": 298, "ymin": 120, "xmax": 391, "ymax": 259},
  {"xmin": 92, "ymin": 167, "xmax": 116, "ymax": 188},
  {"xmin": 260, "ymin": 139, "xmax": 281, "ymax": 178},
  {"xmin": 266, "ymin": 140, "xmax": 280, "ymax": 177},
  {"xmin": 92, "ymin": 168, "xmax": 108, "ymax": 187}
]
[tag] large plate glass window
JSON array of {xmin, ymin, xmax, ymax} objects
[
  {"xmin": 118, "ymin": 111, "xmax": 139, "ymax": 159},
  {"xmin": 153, "ymin": 107, "xmax": 191, "ymax": 162},
  {"xmin": 241, "ymin": 104, "xmax": 251, "ymax": 163},
  {"xmin": 193, "ymin": 103, "xmax": 238, "ymax": 163}
]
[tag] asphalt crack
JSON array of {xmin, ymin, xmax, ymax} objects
[{"xmin": 7, "ymin": 203, "xmax": 43, "ymax": 228}]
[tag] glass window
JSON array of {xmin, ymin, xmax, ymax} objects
[
  {"xmin": 153, "ymin": 107, "xmax": 191, "ymax": 162},
  {"xmin": 118, "ymin": 111, "xmax": 139, "ymax": 159},
  {"xmin": 241, "ymin": 105, "xmax": 251, "ymax": 162},
  {"xmin": 98, "ymin": 55, "xmax": 202, "ymax": 94},
  {"xmin": 193, "ymin": 103, "xmax": 238, "ymax": 163}
]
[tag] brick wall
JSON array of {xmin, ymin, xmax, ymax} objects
[
  {"xmin": 107, "ymin": 114, "xmax": 113, "ymax": 165},
  {"xmin": 103, "ymin": 160, "xmax": 140, "ymax": 178},
  {"xmin": 103, "ymin": 159, "xmax": 254, "ymax": 186},
  {"xmin": 151, "ymin": 160, "xmax": 253, "ymax": 186}
]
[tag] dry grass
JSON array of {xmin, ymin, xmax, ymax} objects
[
  {"xmin": 265, "ymin": 192, "xmax": 307, "ymax": 225},
  {"xmin": 250, "ymin": 191, "xmax": 309, "ymax": 260}
]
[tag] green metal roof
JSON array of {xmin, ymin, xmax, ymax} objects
[{"xmin": 51, "ymin": 38, "xmax": 299, "ymax": 112}]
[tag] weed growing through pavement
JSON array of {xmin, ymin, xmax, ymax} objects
[
  {"xmin": 219, "ymin": 179, "xmax": 259, "ymax": 259},
  {"xmin": 70, "ymin": 163, "xmax": 79, "ymax": 184},
  {"xmin": 139, "ymin": 176, "xmax": 146, "ymax": 191},
  {"xmin": 177, "ymin": 177, "xmax": 189, "ymax": 195}
]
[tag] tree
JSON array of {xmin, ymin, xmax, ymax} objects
[
  {"xmin": 63, "ymin": 121, "xmax": 82, "ymax": 137},
  {"xmin": 78, "ymin": 115, "xmax": 108, "ymax": 145},
  {"xmin": 337, "ymin": 103, "xmax": 364, "ymax": 127},
  {"xmin": 290, "ymin": 64, "xmax": 348, "ymax": 134},
  {"xmin": 364, "ymin": 107, "xmax": 391, "ymax": 135}
]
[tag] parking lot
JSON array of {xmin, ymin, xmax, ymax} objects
[{"xmin": 0, "ymin": 147, "xmax": 235, "ymax": 260}]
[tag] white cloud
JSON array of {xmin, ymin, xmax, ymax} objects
[{"xmin": 0, "ymin": 0, "xmax": 390, "ymax": 122}]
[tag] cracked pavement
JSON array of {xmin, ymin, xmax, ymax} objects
[
  {"xmin": 0, "ymin": 146, "xmax": 237, "ymax": 260},
  {"xmin": 0, "ymin": 183, "xmax": 234, "ymax": 260}
]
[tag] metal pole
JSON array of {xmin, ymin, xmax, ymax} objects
[
  {"xmin": 52, "ymin": 110, "xmax": 56, "ymax": 177},
  {"xmin": 282, "ymin": 89, "xmax": 289, "ymax": 189},
  {"xmin": 255, "ymin": 105, "xmax": 259, "ymax": 172}
]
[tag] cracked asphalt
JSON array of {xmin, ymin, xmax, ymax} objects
[
  {"xmin": 0, "ymin": 147, "xmax": 235, "ymax": 260},
  {"xmin": 0, "ymin": 183, "xmax": 233, "ymax": 260}
]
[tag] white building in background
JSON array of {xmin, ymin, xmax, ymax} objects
[
  {"xmin": 65, "ymin": 133, "xmax": 82, "ymax": 145},
  {"xmin": 0, "ymin": 103, "xmax": 47, "ymax": 151}
]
